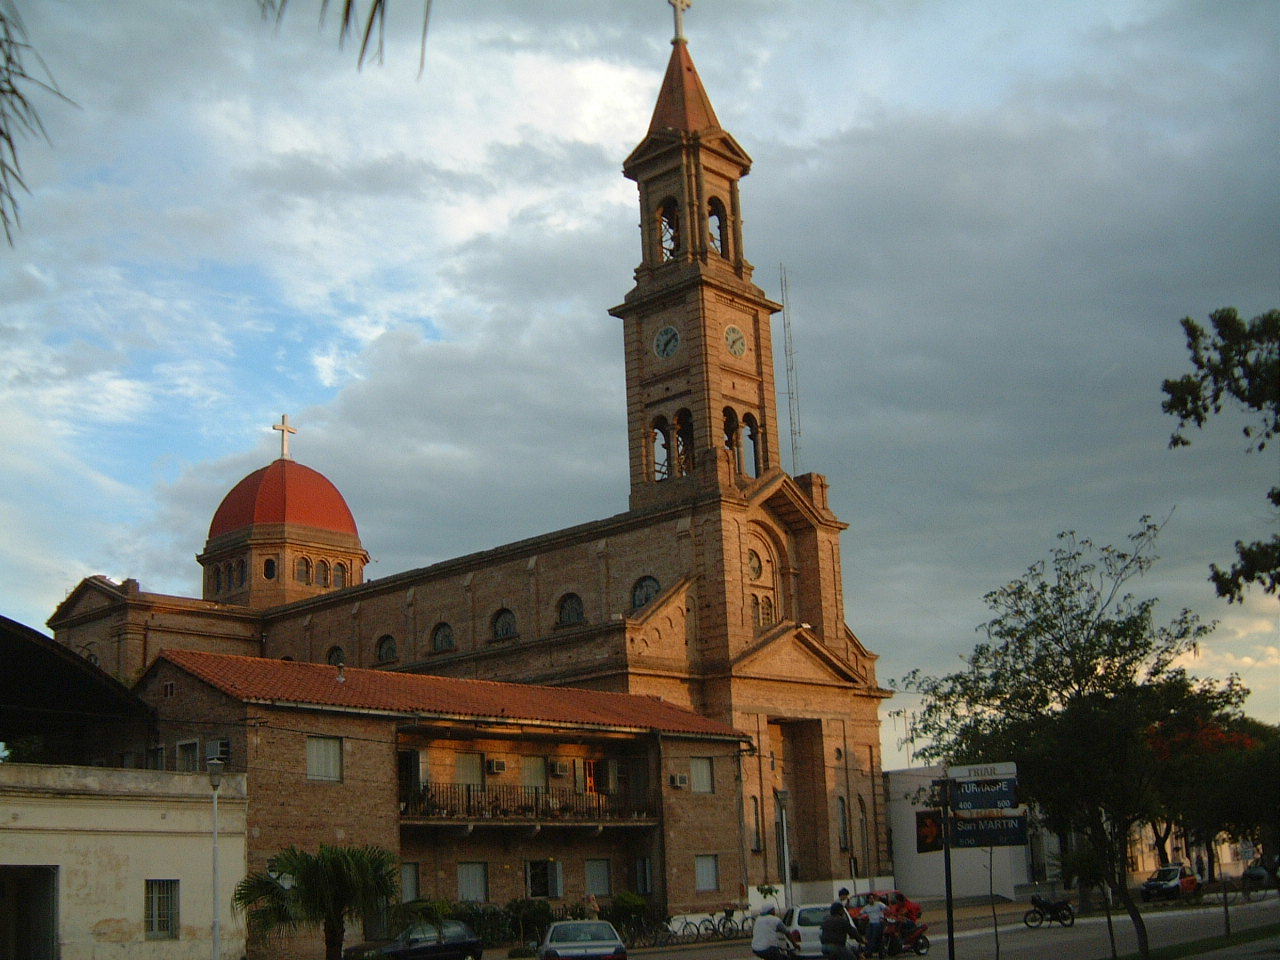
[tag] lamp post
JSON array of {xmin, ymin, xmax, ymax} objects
[{"xmin": 207, "ymin": 757, "xmax": 224, "ymax": 960}]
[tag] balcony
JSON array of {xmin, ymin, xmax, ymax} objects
[{"xmin": 400, "ymin": 782, "xmax": 657, "ymax": 825}]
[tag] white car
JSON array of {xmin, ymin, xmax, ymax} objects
[{"xmin": 780, "ymin": 904, "xmax": 831, "ymax": 959}]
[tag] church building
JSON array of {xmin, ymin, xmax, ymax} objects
[{"xmin": 49, "ymin": 7, "xmax": 891, "ymax": 918}]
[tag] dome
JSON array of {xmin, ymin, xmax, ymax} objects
[{"xmin": 208, "ymin": 459, "xmax": 359, "ymax": 541}]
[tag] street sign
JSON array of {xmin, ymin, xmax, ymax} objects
[
  {"xmin": 948, "ymin": 761, "xmax": 1017, "ymax": 780},
  {"xmin": 953, "ymin": 776, "xmax": 1018, "ymax": 811},
  {"xmin": 951, "ymin": 813, "xmax": 1028, "ymax": 848}
]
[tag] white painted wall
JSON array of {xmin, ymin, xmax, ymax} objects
[
  {"xmin": 886, "ymin": 766, "xmax": 1043, "ymax": 901},
  {"xmin": 0, "ymin": 763, "xmax": 248, "ymax": 960}
]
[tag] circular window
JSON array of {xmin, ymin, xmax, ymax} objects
[{"xmin": 747, "ymin": 550, "xmax": 763, "ymax": 580}]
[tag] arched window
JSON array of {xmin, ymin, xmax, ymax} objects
[
  {"xmin": 652, "ymin": 417, "xmax": 672, "ymax": 480},
  {"xmin": 376, "ymin": 634, "xmax": 397, "ymax": 662},
  {"xmin": 491, "ymin": 608, "xmax": 517, "ymax": 641},
  {"xmin": 674, "ymin": 409, "xmax": 694, "ymax": 476},
  {"xmin": 838, "ymin": 796, "xmax": 851, "ymax": 851},
  {"xmin": 743, "ymin": 414, "xmax": 762, "ymax": 478},
  {"xmin": 631, "ymin": 576, "xmax": 660, "ymax": 610},
  {"xmin": 708, "ymin": 197, "xmax": 729, "ymax": 256},
  {"xmin": 656, "ymin": 198, "xmax": 680, "ymax": 261},
  {"xmin": 723, "ymin": 408, "xmax": 741, "ymax": 473},
  {"xmin": 761, "ymin": 596, "xmax": 774, "ymax": 626},
  {"xmin": 431, "ymin": 622, "xmax": 455, "ymax": 653},
  {"xmin": 235, "ymin": 558, "xmax": 246, "ymax": 587},
  {"xmin": 295, "ymin": 557, "xmax": 312, "ymax": 584},
  {"xmin": 326, "ymin": 645, "xmax": 345, "ymax": 666},
  {"xmin": 214, "ymin": 566, "xmax": 222, "ymax": 593},
  {"xmin": 333, "ymin": 563, "xmax": 347, "ymax": 588},
  {"xmin": 557, "ymin": 593, "xmax": 585, "ymax": 626},
  {"xmin": 263, "ymin": 558, "xmax": 277, "ymax": 580},
  {"xmin": 857, "ymin": 794, "xmax": 871, "ymax": 876},
  {"xmin": 317, "ymin": 560, "xmax": 330, "ymax": 587},
  {"xmin": 751, "ymin": 594, "xmax": 761, "ymax": 627}
]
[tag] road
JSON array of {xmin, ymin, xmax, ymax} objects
[{"xmin": 638, "ymin": 897, "xmax": 1280, "ymax": 960}]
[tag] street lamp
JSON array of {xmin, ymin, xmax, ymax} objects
[{"xmin": 207, "ymin": 757, "xmax": 224, "ymax": 960}]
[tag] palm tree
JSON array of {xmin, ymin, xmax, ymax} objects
[{"xmin": 233, "ymin": 843, "xmax": 400, "ymax": 960}]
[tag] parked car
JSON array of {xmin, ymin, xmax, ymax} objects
[
  {"xmin": 344, "ymin": 919, "xmax": 484, "ymax": 960},
  {"xmin": 535, "ymin": 920, "xmax": 627, "ymax": 960},
  {"xmin": 1140, "ymin": 864, "xmax": 1199, "ymax": 901},
  {"xmin": 780, "ymin": 904, "xmax": 831, "ymax": 958}
]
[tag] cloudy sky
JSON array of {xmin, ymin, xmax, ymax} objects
[{"xmin": 4, "ymin": 0, "xmax": 1277, "ymax": 766}]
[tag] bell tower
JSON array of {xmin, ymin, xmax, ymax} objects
[{"xmin": 609, "ymin": 11, "xmax": 783, "ymax": 512}]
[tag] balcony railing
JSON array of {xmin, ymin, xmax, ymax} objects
[{"xmin": 400, "ymin": 782, "xmax": 656, "ymax": 822}]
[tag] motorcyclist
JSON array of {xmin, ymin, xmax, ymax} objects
[
  {"xmin": 887, "ymin": 893, "xmax": 921, "ymax": 936},
  {"xmin": 751, "ymin": 905, "xmax": 789, "ymax": 960}
]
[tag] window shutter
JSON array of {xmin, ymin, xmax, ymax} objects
[
  {"xmin": 574, "ymin": 759, "xmax": 586, "ymax": 794},
  {"xmin": 552, "ymin": 860, "xmax": 564, "ymax": 898}
]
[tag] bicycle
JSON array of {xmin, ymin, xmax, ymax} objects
[{"xmin": 676, "ymin": 918, "xmax": 701, "ymax": 943}]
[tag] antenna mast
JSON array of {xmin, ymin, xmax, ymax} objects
[{"xmin": 780, "ymin": 264, "xmax": 802, "ymax": 475}]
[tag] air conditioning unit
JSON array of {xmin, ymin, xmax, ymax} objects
[
  {"xmin": 485, "ymin": 759, "xmax": 508, "ymax": 775},
  {"xmin": 668, "ymin": 773, "xmax": 689, "ymax": 789},
  {"xmin": 549, "ymin": 760, "xmax": 570, "ymax": 778}
]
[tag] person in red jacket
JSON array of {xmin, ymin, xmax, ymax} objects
[{"xmin": 887, "ymin": 893, "xmax": 921, "ymax": 935}]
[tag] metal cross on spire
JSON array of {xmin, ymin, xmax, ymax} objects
[
  {"xmin": 272, "ymin": 414, "xmax": 297, "ymax": 460},
  {"xmin": 669, "ymin": 0, "xmax": 692, "ymax": 42}
]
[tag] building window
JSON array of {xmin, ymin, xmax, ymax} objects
[
  {"xmin": 651, "ymin": 416, "xmax": 671, "ymax": 480},
  {"xmin": 295, "ymin": 557, "xmax": 312, "ymax": 584},
  {"xmin": 631, "ymin": 576, "xmax": 660, "ymax": 610},
  {"xmin": 635, "ymin": 857, "xmax": 653, "ymax": 895},
  {"xmin": 376, "ymin": 635, "xmax": 398, "ymax": 662},
  {"xmin": 213, "ymin": 566, "xmax": 222, "ymax": 593},
  {"xmin": 708, "ymin": 197, "xmax": 729, "ymax": 256},
  {"xmin": 458, "ymin": 862, "xmax": 489, "ymax": 902},
  {"xmin": 657, "ymin": 198, "xmax": 680, "ymax": 261},
  {"xmin": 431, "ymin": 622, "xmax": 455, "ymax": 653},
  {"xmin": 235, "ymin": 558, "xmax": 246, "ymax": 587},
  {"xmin": 208, "ymin": 739, "xmax": 231, "ymax": 764},
  {"xmin": 556, "ymin": 593, "xmax": 585, "ymax": 626},
  {"xmin": 317, "ymin": 560, "xmax": 331, "ymax": 587},
  {"xmin": 838, "ymin": 796, "xmax": 850, "ymax": 851},
  {"xmin": 522, "ymin": 756, "xmax": 548, "ymax": 789},
  {"xmin": 176, "ymin": 740, "xmax": 199, "ymax": 772},
  {"xmin": 491, "ymin": 608, "xmax": 517, "ymax": 641},
  {"xmin": 743, "ymin": 413, "xmax": 762, "ymax": 477},
  {"xmin": 723, "ymin": 407, "xmax": 741, "ymax": 473},
  {"xmin": 326, "ymin": 645, "xmax": 345, "ymax": 666},
  {"xmin": 694, "ymin": 854, "xmax": 719, "ymax": 892},
  {"xmin": 674, "ymin": 408, "xmax": 694, "ymax": 476},
  {"xmin": 526, "ymin": 859, "xmax": 564, "ymax": 899},
  {"xmin": 306, "ymin": 736, "xmax": 343, "ymax": 782},
  {"xmin": 263, "ymin": 558, "xmax": 276, "ymax": 580},
  {"xmin": 585, "ymin": 859, "xmax": 612, "ymax": 896},
  {"xmin": 334, "ymin": 562, "xmax": 348, "ymax": 588},
  {"xmin": 760, "ymin": 596, "xmax": 774, "ymax": 626},
  {"xmin": 146, "ymin": 746, "xmax": 166, "ymax": 770},
  {"xmin": 690, "ymin": 757, "xmax": 714, "ymax": 793},
  {"xmin": 144, "ymin": 879, "xmax": 179, "ymax": 939},
  {"xmin": 401, "ymin": 863, "xmax": 420, "ymax": 903}
]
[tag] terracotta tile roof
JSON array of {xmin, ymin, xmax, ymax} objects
[{"xmin": 158, "ymin": 650, "xmax": 744, "ymax": 739}]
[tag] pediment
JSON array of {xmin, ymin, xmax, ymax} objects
[
  {"xmin": 47, "ymin": 576, "xmax": 126, "ymax": 627},
  {"xmin": 743, "ymin": 472, "xmax": 845, "ymax": 533},
  {"xmin": 732, "ymin": 624, "xmax": 865, "ymax": 687}
]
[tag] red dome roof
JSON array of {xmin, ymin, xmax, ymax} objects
[{"xmin": 208, "ymin": 459, "xmax": 359, "ymax": 540}]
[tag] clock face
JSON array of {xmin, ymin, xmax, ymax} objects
[
  {"xmin": 747, "ymin": 550, "xmax": 763, "ymax": 580},
  {"xmin": 653, "ymin": 325, "xmax": 681, "ymax": 359},
  {"xmin": 725, "ymin": 325, "xmax": 747, "ymax": 357}
]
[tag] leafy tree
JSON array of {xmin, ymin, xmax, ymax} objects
[
  {"xmin": 1162, "ymin": 307, "xmax": 1280, "ymax": 601},
  {"xmin": 233, "ymin": 843, "xmax": 399, "ymax": 960},
  {"xmin": 898, "ymin": 518, "xmax": 1246, "ymax": 960}
]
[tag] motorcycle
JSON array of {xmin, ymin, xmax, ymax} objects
[
  {"xmin": 1023, "ymin": 894, "xmax": 1074, "ymax": 928},
  {"xmin": 881, "ymin": 916, "xmax": 930, "ymax": 956}
]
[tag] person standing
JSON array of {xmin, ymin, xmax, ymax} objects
[
  {"xmin": 860, "ymin": 894, "xmax": 888, "ymax": 958},
  {"xmin": 821, "ymin": 902, "xmax": 861, "ymax": 960}
]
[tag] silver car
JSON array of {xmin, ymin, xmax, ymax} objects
[{"xmin": 536, "ymin": 921, "xmax": 627, "ymax": 960}]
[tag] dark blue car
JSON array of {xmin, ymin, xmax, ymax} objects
[{"xmin": 344, "ymin": 919, "xmax": 484, "ymax": 960}]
